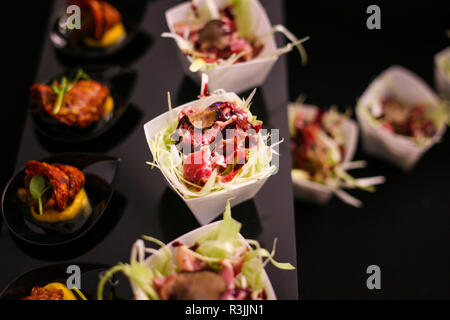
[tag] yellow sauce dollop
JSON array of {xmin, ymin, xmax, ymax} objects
[
  {"xmin": 31, "ymin": 188, "xmax": 89, "ymax": 223},
  {"xmin": 84, "ymin": 22, "xmax": 126, "ymax": 48},
  {"xmin": 43, "ymin": 282, "xmax": 77, "ymax": 300},
  {"xmin": 104, "ymin": 96, "xmax": 114, "ymax": 115}
]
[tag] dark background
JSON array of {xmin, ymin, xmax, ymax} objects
[{"xmin": 4, "ymin": 0, "xmax": 450, "ymax": 299}]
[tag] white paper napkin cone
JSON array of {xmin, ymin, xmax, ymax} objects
[
  {"xmin": 144, "ymin": 93, "xmax": 272, "ymax": 225},
  {"xmin": 130, "ymin": 220, "xmax": 276, "ymax": 300},
  {"xmin": 356, "ymin": 66, "xmax": 446, "ymax": 171},
  {"xmin": 434, "ymin": 47, "xmax": 450, "ymax": 98},
  {"xmin": 288, "ymin": 103, "xmax": 359, "ymax": 205},
  {"xmin": 165, "ymin": 0, "xmax": 278, "ymax": 93}
]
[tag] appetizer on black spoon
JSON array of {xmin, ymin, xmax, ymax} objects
[
  {"xmin": 1, "ymin": 153, "xmax": 120, "ymax": 246},
  {"xmin": 50, "ymin": 0, "xmax": 142, "ymax": 58},
  {"xmin": 30, "ymin": 66, "xmax": 134, "ymax": 142}
]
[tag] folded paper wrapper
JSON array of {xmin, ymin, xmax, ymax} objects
[
  {"xmin": 288, "ymin": 103, "xmax": 359, "ymax": 205},
  {"xmin": 434, "ymin": 47, "xmax": 450, "ymax": 98},
  {"xmin": 165, "ymin": 0, "xmax": 278, "ymax": 93},
  {"xmin": 356, "ymin": 65, "xmax": 446, "ymax": 171},
  {"xmin": 143, "ymin": 92, "xmax": 271, "ymax": 225},
  {"xmin": 131, "ymin": 220, "xmax": 277, "ymax": 300}
]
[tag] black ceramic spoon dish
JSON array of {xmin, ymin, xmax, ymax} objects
[
  {"xmin": 30, "ymin": 65, "xmax": 136, "ymax": 142},
  {"xmin": 49, "ymin": 0, "xmax": 147, "ymax": 59},
  {"xmin": 1, "ymin": 153, "xmax": 120, "ymax": 246}
]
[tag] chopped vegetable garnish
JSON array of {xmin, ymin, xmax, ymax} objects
[{"xmin": 97, "ymin": 201, "xmax": 294, "ymax": 300}]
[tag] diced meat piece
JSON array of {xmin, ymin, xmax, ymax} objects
[
  {"xmin": 219, "ymin": 259, "xmax": 235, "ymax": 290},
  {"xmin": 161, "ymin": 271, "xmax": 227, "ymax": 300},
  {"xmin": 183, "ymin": 148, "xmax": 213, "ymax": 186},
  {"xmin": 52, "ymin": 163, "xmax": 85, "ymax": 203}
]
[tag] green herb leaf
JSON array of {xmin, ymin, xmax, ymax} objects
[
  {"xmin": 52, "ymin": 76, "xmax": 67, "ymax": 114},
  {"xmin": 29, "ymin": 175, "xmax": 46, "ymax": 200},
  {"xmin": 67, "ymin": 69, "xmax": 90, "ymax": 91}
]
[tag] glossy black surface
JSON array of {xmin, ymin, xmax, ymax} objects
[
  {"xmin": 50, "ymin": 0, "xmax": 148, "ymax": 59},
  {"xmin": 31, "ymin": 66, "xmax": 136, "ymax": 142},
  {"xmin": 1, "ymin": 0, "xmax": 298, "ymax": 299},
  {"xmin": 2, "ymin": 153, "xmax": 120, "ymax": 246},
  {"xmin": 0, "ymin": 262, "xmax": 112, "ymax": 300}
]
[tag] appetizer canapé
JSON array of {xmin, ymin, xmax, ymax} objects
[
  {"xmin": 291, "ymin": 108, "xmax": 348, "ymax": 184},
  {"xmin": 148, "ymin": 88, "xmax": 275, "ymax": 199},
  {"xmin": 17, "ymin": 160, "xmax": 89, "ymax": 223},
  {"xmin": 97, "ymin": 201, "xmax": 294, "ymax": 300},
  {"xmin": 68, "ymin": 0, "xmax": 126, "ymax": 47},
  {"xmin": 290, "ymin": 106, "xmax": 384, "ymax": 207},
  {"xmin": 369, "ymin": 97, "xmax": 438, "ymax": 143},
  {"xmin": 30, "ymin": 69, "xmax": 114, "ymax": 128},
  {"xmin": 21, "ymin": 283, "xmax": 77, "ymax": 300}
]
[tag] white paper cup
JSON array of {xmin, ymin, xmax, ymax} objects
[
  {"xmin": 131, "ymin": 220, "xmax": 276, "ymax": 300},
  {"xmin": 165, "ymin": 0, "xmax": 279, "ymax": 93},
  {"xmin": 434, "ymin": 47, "xmax": 450, "ymax": 98},
  {"xmin": 356, "ymin": 66, "xmax": 446, "ymax": 171},
  {"xmin": 144, "ymin": 92, "xmax": 272, "ymax": 225},
  {"xmin": 288, "ymin": 103, "xmax": 359, "ymax": 205}
]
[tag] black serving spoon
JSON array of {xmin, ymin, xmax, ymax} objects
[
  {"xmin": 0, "ymin": 262, "xmax": 115, "ymax": 300},
  {"xmin": 30, "ymin": 65, "xmax": 136, "ymax": 142},
  {"xmin": 1, "ymin": 153, "xmax": 120, "ymax": 246},
  {"xmin": 49, "ymin": 0, "xmax": 147, "ymax": 59}
]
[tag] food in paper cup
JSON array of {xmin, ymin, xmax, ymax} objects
[
  {"xmin": 289, "ymin": 103, "xmax": 385, "ymax": 207},
  {"xmin": 356, "ymin": 66, "xmax": 448, "ymax": 171},
  {"xmin": 144, "ymin": 75, "xmax": 278, "ymax": 223},
  {"xmin": 435, "ymin": 47, "xmax": 450, "ymax": 98},
  {"xmin": 162, "ymin": 0, "xmax": 308, "ymax": 92},
  {"xmin": 97, "ymin": 201, "xmax": 294, "ymax": 300}
]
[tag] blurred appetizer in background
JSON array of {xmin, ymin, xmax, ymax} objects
[
  {"xmin": 21, "ymin": 282, "xmax": 85, "ymax": 300},
  {"xmin": 67, "ymin": 0, "xmax": 126, "ymax": 48},
  {"xmin": 144, "ymin": 76, "xmax": 277, "ymax": 224},
  {"xmin": 163, "ymin": 0, "xmax": 308, "ymax": 92},
  {"xmin": 289, "ymin": 103, "xmax": 385, "ymax": 207},
  {"xmin": 17, "ymin": 160, "xmax": 90, "ymax": 223},
  {"xmin": 97, "ymin": 201, "xmax": 294, "ymax": 300},
  {"xmin": 31, "ymin": 69, "xmax": 114, "ymax": 128},
  {"xmin": 357, "ymin": 66, "xmax": 448, "ymax": 171}
]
